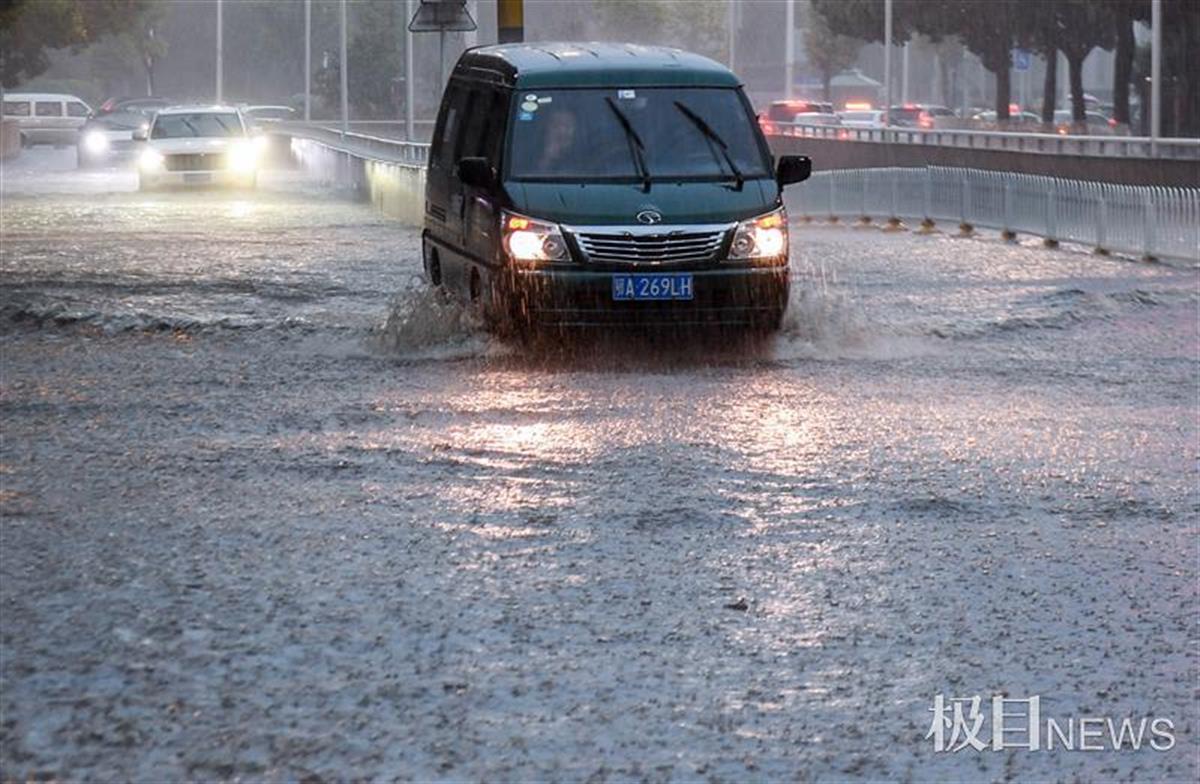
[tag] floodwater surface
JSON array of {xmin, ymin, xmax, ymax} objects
[{"xmin": 2, "ymin": 148, "xmax": 1197, "ymax": 781}]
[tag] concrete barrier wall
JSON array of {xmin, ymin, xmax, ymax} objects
[
  {"xmin": 768, "ymin": 136, "xmax": 1200, "ymax": 188},
  {"xmin": 1, "ymin": 120, "xmax": 21, "ymax": 161},
  {"xmin": 288, "ymin": 136, "xmax": 427, "ymax": 227},
  {"xmin": 364, "ymin": 160, "xmax": 425, "ymax": 226}
]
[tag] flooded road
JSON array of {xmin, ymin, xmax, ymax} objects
[{"xmin": 2, "ymin": 149, "xmax": 1197, "ymax": 781}]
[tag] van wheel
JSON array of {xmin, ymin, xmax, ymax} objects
[{"xmin": 423, "ymin": 246, "xmax": 442, "ymax": 287}]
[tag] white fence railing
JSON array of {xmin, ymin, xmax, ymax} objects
[
  {"xmin": 788, "ymin": 166, "xmax": 1200, "ymax": 262},
  {"xmin": 280, "ymin": 123, "xmax": 430, "ymax": 167},
  {"xmin": 772, "ymin": 123, "xmax": 1200, "ymax": 160}
]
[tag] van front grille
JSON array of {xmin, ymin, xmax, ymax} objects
[
  {"xmin": 165, "ymin": 153, "xmax": 224, "ymax": 172},
  {"xmin": 571, "ymin": 226, "xmax": 729, "ymax": 265}
]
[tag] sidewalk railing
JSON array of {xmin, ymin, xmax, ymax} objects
[
  {"xmin": 772, "ymin": 122, "xmax": 1200, "ymax": 160},
  {"xmin": 279, "ymin": 123, "xmax": 430, "ymax": 167},
  {"xmin": 788, "ymin": 166, "xmax": 1200, "ymax": 262}
]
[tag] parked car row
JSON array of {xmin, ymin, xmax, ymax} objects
[
  {"xmin": 2, "ymin": 93, "xmax": 298, "ymax": 169},
  {"xmin": 760, "ymin": 99, "xmax": 1123, "ymax": 137}
]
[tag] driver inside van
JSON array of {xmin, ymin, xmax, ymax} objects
[{"xmin": 532, "ymin": 108, "xmax": 578, "ymax": 173}]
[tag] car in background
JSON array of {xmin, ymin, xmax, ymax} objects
[
  {"xmin": 96, "ymin": 96, "xmax": 172, "ymax": 117},
  {"xmin": 838, "ymin": 109, "xmax": 885, "ymax": 129},
  {"xmin": 888, "ymin": 104, "xmax": 955, "ymax": 129},
  {"xmin": 789, "ymin": 111, "xmax": 848, "ymax": 138},
  {"xmin": 243, "ymin": 105, "xmax": 296, "ymax": 125},
  {"xmin": 1, "ymin": 93, "xmax": 92, "ymax": 146},
  {"xmin": 77, "ymin": 104, "xmax": 166, "ymax": 168},
  {"xmin": 968, "ymin": 110, "xmax": 1042, "ymax": 129},
  {"xmin": 759, "ymin": 99, "xmax": 834, "ymax": 134},
  {"xmin": 136, "ymin": 105, "xmax": 262, "ymax": 190},
  {"xmin": 1053, "ymin": 110, "xmax": 1116, "ymax": 135}
]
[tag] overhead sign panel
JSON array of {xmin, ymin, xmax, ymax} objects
[{"xmin": 408, "ymin": 0, "xmax": 477, "ymax": 33}]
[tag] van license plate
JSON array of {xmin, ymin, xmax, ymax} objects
[
  {"xmin": 612, "ymin": 273, "xmax": 694, "ymax": 301},
  {"xmin": 184, "ymin": 173, "xmax": 211, "ymax": 184}
]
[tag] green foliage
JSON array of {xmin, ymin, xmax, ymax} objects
[
  {"xmin": 803, "ymin": 5, "xmax": 863, "ymax": 101},
  {"xmin": 0, "ymin": 0, "xmax": 152, "ymax": 88},
  {"xmin": 314, "ymin": 0, "xmax": 408, "ymax": 119},
  {"xmin": 592, "ymin": 0, "xmax": 730, "ymax": 63}
]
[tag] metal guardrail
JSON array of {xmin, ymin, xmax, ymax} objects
[
  {"xmin": 790, "ymin": 166, "xmax": 1200, "ymax": 262},
  {"xmin": 773, "ymin": 122, "xmax": 1200, "ymax": 160},
  {"xmin": 277, "ymin": 122, "xmax": 430, "ymax": 167}
]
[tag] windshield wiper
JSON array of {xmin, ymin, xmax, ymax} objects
[
  {"xmin": 604, "ymin": 97, "xmax": 652, "ymax": 193},
  {"xmin": 673, "ymin": 100, "xmax": 744, "ymax": 191}
]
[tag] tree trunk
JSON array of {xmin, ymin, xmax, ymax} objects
[
  {"xmin": 822, "ymin": 71, "xmax": 832, "ymax": 104},
  {"xmin": 995, "ymin": 56, "xmax": 1011, "ymax": 122},
  {"xmin": 1041, "ymin": 45, "xmax": 1057, "ymax": 124},
  {"xmin": 1113, "ymin": 18, "xmax": 1133, "ymax": 126},
  {"xmin": 144, "ymin": 58, "xmax": 155, "ymax": 97},
  {"xmin": 1066, "ymin": 51, "xmax": 1086, "ymax": 123},
  {"xmin": 1135, "ymin": 75, "xmax": 1150, "ymax": 135}
]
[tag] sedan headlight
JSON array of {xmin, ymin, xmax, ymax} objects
[
  {"xmin": 138, "ymin": 148, "xmax": 165, "ymax": 171},
  {"xmin": 501, "ymin": 210, "xmax": 568, "ymax": 263},
  {"xmin": 728, "ymin": 207, "xmax": 788, "ymax": 260},
  {"xmin": 82, "ymin": 131, "xmax": 109, "ymax": 155},
  {"xmin": 227, "ymin": 141, "xmax": 259, "ymax": 173}
]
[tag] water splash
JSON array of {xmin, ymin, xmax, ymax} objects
[{"xmin": 373, "ymin": 278, "xmax": 494, "ymax": 361}]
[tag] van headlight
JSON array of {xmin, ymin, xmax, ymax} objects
[
  {"xmin": 728, "ymin": 207, "xmax": 788, "ymax": 261},
  {"xmin": 227, "ymin": 141, "xmax": 259, "ymax": 173},
  {"xmin": 83, "ymin": 131, "xmax": 109, "ymax": 155},
  {"xmin": 138, "ymin": 148, "xmax": 165, "ymax": 171},
  {"xmin": 501, "ymin": 210, "xmax": 568, "ymax": 263}
]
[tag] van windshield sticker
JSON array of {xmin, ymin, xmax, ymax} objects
[
  {"xmin": 618, "ymin": 89, "xmax": 636, "ymax": 100},
  {"xmin": 518, "ymin": 111, "xmax": 534, "ymax": 121},
  {"xmin": 520, "ymin": 100, "xmax": 539, "ymax": 112},
  {"xmin": 524, "ymin": 93, "xmax": 537, "ymax": 101},
  {"xmin": 537, "ymin": 96, "xmax": 552, "ymax": 104}
]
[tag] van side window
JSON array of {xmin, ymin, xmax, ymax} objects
[
  {"xmin": 460, "ymin": 88, "xmax": 507, "ymax": 168},
  {"xmin": 3, "ymin": 101, "xmax": 31, "ymax": 116},
  {"xmin": 483, "ymin": 90, "xmax": 509, "ymax": 168},
  {"xmin": 35, "ymin": 101, "xmax": 63, "ymax": 117},
  {"xmin": 458, "ymin": 88, "xmax": 491, "ymax": 161},
  {"xmin": 431, "ymin": 83, "xmax": 467, "ymax": 169},
  {"xmin": 67, "ymin": 102, "xmax": 89, "ymax": 117}
]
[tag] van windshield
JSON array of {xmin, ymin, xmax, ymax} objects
[{"xmin": 507, "ymin": 87, "xmax": 771, "ymax": 182}]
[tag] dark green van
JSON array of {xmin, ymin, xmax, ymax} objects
[{"xmin": 423, "ymin": 42, "xmax": 811, "ymax": 330}]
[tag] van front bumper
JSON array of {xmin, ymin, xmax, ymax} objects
[{"xmin": 493, "ymin": 264, "xmax": 789, "ymax": 329}]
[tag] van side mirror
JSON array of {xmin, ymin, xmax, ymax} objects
[
  {"xmin": 457, "ymin": 157, "xmax": 493, "ymax": 188},
  {"xmin": 132, "ymin": 128, "xmax": 148, "ymax": 142},
  {"xmin": 776, "ymin": 155, "xmax": 811, "ymax": 186}
]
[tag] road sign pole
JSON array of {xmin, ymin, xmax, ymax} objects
[
  {"xmin": 216, "ymin": 0, "xmax": 223, "ymax": 103},
  {"xmin": 340, "ymin": 0, "xmax": 348, "ymax": 134},
  {"xmin": 1151, "ymin": 0, "xmax": 1161, "ymax": 153},
  {"xmin": 884, "ymin": 0, "xmax": 892, "ymax": 128},
  {"xmin": 784, "ymin": 0, "xmax": 794, "ymax": 100},
  {"xmin": 405, "ymin": 0, "xmax": 415, "ymax": 140},
  {"xmin": 304, "ymin": 0, "xmax": 311, "ymax": 122}
]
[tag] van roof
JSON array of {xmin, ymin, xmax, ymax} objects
[
  {"xmin": 454, "ymin": 42, "xmax": 741, "ymax": 89},
  {"xmin": 3, "ymin": 93, "xmax": 88, "ymax": 103}
]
